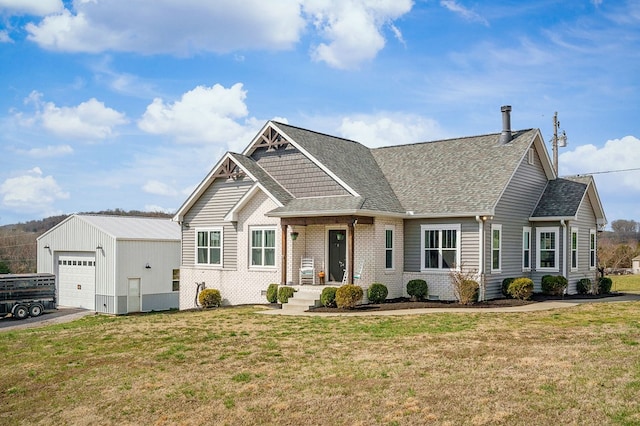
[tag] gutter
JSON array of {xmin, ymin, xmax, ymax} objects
[
  {"xmin": 475, "ymin": 216, "xmax": 485, "ymax": 301},
  {"xmin": 561, "ymin": 219, "xmax": 568, "ymax": 294}
]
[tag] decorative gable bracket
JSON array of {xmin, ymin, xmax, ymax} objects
[
  {"xmin": 255, "ymin": 126, "xmax": 289, "ymax": 151},
  {"xmin": 214, "ymin": 157, "xmax": 245, "ymax": 180}
]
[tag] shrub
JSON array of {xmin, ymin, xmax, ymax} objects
[
  {"xmin": 367, "ymin": 283, "xmax": 388, "ymax": 304},
  {"xmin": 406, "ymin": 279, "xmax": 428, "ymax": 301},
  {"xmin": 266, "ymin": 283, "xmax": 279, "ymax": 303},
  {"xmin": 198, "ymin": 288, "xmax": 222, "ymax": 308},
  {"xmin": 507, "ymin": 277, "xmax": 533, "ymax": 300},
  {"xmin": 576, "ymin": 278, "xmax": 592, "ymax": 295},
  {"xmin": 501, "ymin": 278, "xmax": 516, "ymax": 298},
  {"xmin": 320, "ymin": 287, "xmax": 338, "ymax": 308},
  {"xmin": 541, "ymin": 275, "xmax": 568, "ymax": 296},
  {"xmin": 598, "ymin": 276, "xmax": 613, "ymax": 294},
  {"xmin": 457, "ymin": 279, "xmax": 479, "ymax": 305},
  {"xmin": 277, "ymin": 286, "xmax": 296, "ymax": 304},
  {"xmin": 335, "ymin": 284, "xmax": 363, "ymax": 309}
]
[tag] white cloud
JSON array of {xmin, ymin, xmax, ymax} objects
[
  {"xmin": 0, "ymin": 167, "xmax": 69, "ymax": 216},
  {"xmin": 0, "ymin": 0, "xmax": 63, "ymax": 16},
  {"xmin": 142, "ymin": 180, "xmax": 178, "ymax": 197},
  {"xmin": 0, "ymin": 30, "xmax": 12, "ymax": 43},
  {"xmin": 17, "ymin": 144, "xmax": 74, "ymax": 158},
  {"xmin": 138, "ymin": 83, "xmax": 261, "ymax": 148},
  {"xmin": 305, "ymin": 0, "xmax": 413, "ymax": 69},
  {"xmin": 440, "ymin": 0, "xmax": 489, "ymax": 26},
  {"xmin": 25, "ymin": 0, "xmax": 305, "ymax": 55},
  {"xmin": 143, "ymin": 204, "xmax": 175, "ymax": 214},
  {"xmin": 18, "ymin": 92, "xmax": 128, "ymax": 140},
  {"xmin": 338, "ymin": 113, "xmax": 447, "ymax": 147}
]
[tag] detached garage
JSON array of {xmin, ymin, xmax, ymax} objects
[{"xmin": 37, "ymin": 214, "xmax": 181, "ymax": 314}]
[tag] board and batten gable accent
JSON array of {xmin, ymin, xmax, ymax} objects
[
  {"xmin": 181, "ymin": 176, "xmax": 253, "ymax": 268},
  {"xmin": 484, "ymin": 145, "xmax": 549, "ymax": 299},
  {"xmin": 251, "ymin": 145, "xmax": 349, "ymax": 198}
]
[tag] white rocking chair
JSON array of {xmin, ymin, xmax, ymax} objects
[
  {"xmin": 299, "ymin": 257, "xmax": 315, "ymax": 285},
  {"xmin": 342, "ymin": 260, "xmax": 364, "ymax": 285}
]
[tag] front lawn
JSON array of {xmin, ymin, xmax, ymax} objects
[
  {"xmin": 611, "ymin": 274, "xmax": 640, "ymax": 293},
  {"xmin": 2, "ymin": 303, "xmax": 640, "ymax": 425}
]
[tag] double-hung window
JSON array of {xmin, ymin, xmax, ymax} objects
[
  {"xmin": 491, "ymin": 224, "xmax": 502, "ymax": 272},
  {"xmin": 421, "ymin": 224, "xmax": 460, "ymax": 271},
  {"xmin": 196, "ymin": 229, "xmax": 222, "ymax": 266},
  {"xmin": 590, "ymin": 229, "xmax": 596, "ymax": 270},
  {"xmin": 536, "ymin": 227, "xmax": 559, "ymax": 271},
  {"xmin": 522, "ymin": 227, "xmax": 531, "ymax": 271},
  {"xmin": 385, "ymin": 227, "xmax": 394, "ymax": 270},
  {"xmin": 571, "ymin": 228, "xmax": 578, "ymax": 270},
  {"xmin": 251, "ymin": 227, "xmax": 276, "ymax": 267}
]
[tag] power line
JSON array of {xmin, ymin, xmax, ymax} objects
[{"xmin": 574, "ymin": 167, "xmax": 640, "ymax": 176}]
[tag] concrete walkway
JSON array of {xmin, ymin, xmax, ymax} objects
[{"xmin": 258, "ymin": 293, "xmax": 640, "ymax": 317}]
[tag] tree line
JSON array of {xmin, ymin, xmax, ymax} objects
[{"xmin": 597, "ymin": 219, "xmax": 640, "ymax": 272}]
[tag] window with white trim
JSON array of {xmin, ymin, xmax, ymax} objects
[
  {"xmin": 590, "ymin": 229, "xmax": 596, "ymax": 270},
  {"xmin": 421, "ymin": 224, "xmax": 460, "ymax": 271},
  {"xmin": 196, "ymin": 228, "xmax": 222, "ymax": 266},
  {"xmin": 571, "ymin": 228, "xmax": 578, "ymax": 270},
  {"xmin": 385, "ymin": 227, "xmax": 394, "ymax": 270},
  {"xmin": 522, "ymin": 227, "xmax": 531, "ymax": 271},
  {"xmin": 528, "ymin": 148, "xmax": 535, "ymax": 165},
  {"xmin": 250, "ymin": 227, "xmax": 276, "ymax": 267},
  {"xmin": 536, "ymin": 227, "xmax": 559, "ymax": 271},
  {"xmin": 491, "ymin": 224, "xmax": 502, "ymax": 272}
]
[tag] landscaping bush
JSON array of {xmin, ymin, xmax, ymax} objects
[
  {"xmin": 507, "ymin": 277, "xmax": 533, "ymax": 300},
  {"xmin": 198, "ymin": 288, "xmax": 222, "ymax": 308},
  {"xmin": 407, "ymin": 279, "xmax": 428, "ymax": 301},
  {"xmin": 576, "ymin": 278, "xmax": 592, "ymax": 295},
  {"xmin": 277, "ymin": 286, "xmax": 296, "ymax": 304},
  {"xmin": 367, "ymin": 283, "xmax": 388, "ymax": 304},
  {"xmin": 335, "ymin": 284, "xmax": 363, "ymax": 309},
  {"xmin": 266, "ymin": 283, "xmax": 279, "ymax": 303},
  {"xmin": 502, "ymin": 278, "xmax": 516, "ymax": 298},
  {"xmin": 598, "ymin": 277, "xmax": 613, "ymax": 294},
  {"xmin": 541, "ymin": 275, "xmax": 568, "ymax": 296},
  {"xmin": 457, "ymin": 279, "xmax": 479, "ymax": 305},
  {"xmin": 320, "ymin": 287, "xmax": 338, "ymax": 308}
]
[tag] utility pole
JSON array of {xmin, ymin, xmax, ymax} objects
[{"xmin": 552, "ymin": 112, "xmax": 567, "ymax": 176}]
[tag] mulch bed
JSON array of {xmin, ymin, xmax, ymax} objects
[{"xmin": 308, "ymin": 293, "xmax": 623, "ymax": 313}]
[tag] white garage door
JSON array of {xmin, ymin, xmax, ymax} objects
[{"xmin": 58, "ymin": 253, "xmax": 96, "ymax": 309}]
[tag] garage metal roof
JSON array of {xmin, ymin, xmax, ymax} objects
[{"xmin": 77, "ymin": 215, "xmax": 181, "ymax": 241}]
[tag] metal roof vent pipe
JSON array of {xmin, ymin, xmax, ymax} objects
[{"xmin": 499, "ymin": 105, "xmax": 512, "ymax": 144}]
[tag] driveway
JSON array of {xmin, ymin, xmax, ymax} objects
[{"xmin": 0, "ymin": 307, "xmax": 95, "ymax": 332}]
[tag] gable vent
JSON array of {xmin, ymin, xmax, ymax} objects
[{"xmin": 499, "ymin": 105, "xmax": 512, "ymax": 145}]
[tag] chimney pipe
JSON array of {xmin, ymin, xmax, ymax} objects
[{"xmin": 499, "ymin": 105, "xmax": 512, "ymax": 144}]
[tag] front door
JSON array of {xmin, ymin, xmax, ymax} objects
[{"xmin": 328, "ymin": 230, "xmax": 346, "ymax": 282}]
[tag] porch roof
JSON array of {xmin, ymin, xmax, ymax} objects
[{"xmin": 267, "ymin": 195, "xmax": 365, "ymax": 217}]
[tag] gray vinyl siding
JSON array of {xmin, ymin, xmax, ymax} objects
[
  {"xmin": 486, "ymin": 147, "xmax": 549, "ymax": 299},
  {"xmin": 251, "ymin": 145, "xmax": 349, "ymax": 198},
  {"xmin": 182, "ymin": 177, "xmax": 252, "ymax": 268},
  {"xmin": 403, "ymin": 218, "xmax": 479, "ymax": 272},
  {"xmin": 567, "ymin": 193, "xmax": 598, "ymax": 292}
]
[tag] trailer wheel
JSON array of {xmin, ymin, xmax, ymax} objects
[
  {"xmin": 13, "ymin": 305, "xmax": 29, "ymax": 320},
  {"xmin": 29, "ymin": 304, "xmax": 44, "ymax": 318}
]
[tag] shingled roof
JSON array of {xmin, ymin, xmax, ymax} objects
[{"xmin": 531, "ymin": 178, "xmax": 588, "ymax": 218}]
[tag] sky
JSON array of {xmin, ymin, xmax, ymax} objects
[{"xmin": 0, "ymin": 0, "xmax": 639, "ymax": 228}]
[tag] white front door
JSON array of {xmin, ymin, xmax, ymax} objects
[{"xmin": 128, "ymin": 278, "xmax": 141, "ymax": 313}]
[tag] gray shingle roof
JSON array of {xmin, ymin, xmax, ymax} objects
[
  {"xmin": 229, "ymin": 153, "xmax": 294, "ymax": 205},
  {"xmin": 371, "ymin": 129, "xmax": 538, "ymax": 216},
  {"xmin": 273, "ymin": 122, "xmax": 405, "ymax": 214},
  {"xmin": 531, "ymin": 178, "xmax": 588, "ymax": 218}
]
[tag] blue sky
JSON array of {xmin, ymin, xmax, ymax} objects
[{"xmin": 0, "ymin": 0, "xmax": 639, "ymax": 227}]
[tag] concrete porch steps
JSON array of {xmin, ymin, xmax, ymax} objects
[{"xmin": 281, "ymin": 286, "xmax": 325, "ymax": 312}]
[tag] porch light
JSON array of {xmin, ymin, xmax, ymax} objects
[
  {"xmin": 290, "ymin": 232, "xmax": 299, "ymax": 241},
  {"xmin": 336, "ymin": 232, "xmax": 345, "ymax": 241}
]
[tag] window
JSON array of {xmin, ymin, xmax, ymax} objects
[
  {"xmin": 251, "ymin": 227, "xmax": 276, "ymax": 267},
  {"xmin": 571, "ymin": 228, "xmax": 578, "ymax": 270},
  {"xmin": 536, "ymin": 227, "xmax": 559, "ymax": 271},
  {"xmin": 196, "ymin": 229, "xmax": 222, "ymax": 265},
  {"xmin": 491, "ymin": 224, "xmax": 502, "ymax": 272},
  {"xmin": 385, "ymin": 227, "xmax": 394, "ymax": 270},
  {"xmin": 172, "ymin": 269, "xmax": 180, "ymax": 292},
  {"xmin": 522, "ymin": 227, "xmax": 531, "ymax": 271},
  {"xmin": 421, "ymin": 224, "xmax": 460, "ymax": 271},
  {"xmin": 590, "ymin": 229, "xmax": 596, "ymax": 270},
  {"xmin": 528, "ymin": 148, "xmax": 535, "ymax": 165}
]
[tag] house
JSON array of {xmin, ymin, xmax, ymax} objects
[
  {"xmin": 173, "ymin": 106, "xmax": 606, "ymax": 308},
  {"xmin": 37, "ymin": 214, "xmax": 181, "ymax": 314},
  {"xmin": 633, "ymin": 256, "xmax": 640, "ymax": 274}
]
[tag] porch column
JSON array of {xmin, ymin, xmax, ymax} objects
[
  {"xmin": 348, "ymin": 222, "xmax": 354, "ymax": 284},
  {"xmin": 281, "ymin": 225, "xmax": 287, "ymax": 285}
]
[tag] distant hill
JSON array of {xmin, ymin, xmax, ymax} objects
[{"xmin": 0, "ymin": 209, "xmax": 174, "ymax": 274}]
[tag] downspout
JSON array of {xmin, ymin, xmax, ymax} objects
[
  {"xmin": 561, "ymin": 220, "xmax": 567, "ymax": 294},
  {"xmin": 476, "ymin": 216, "xmax": 485, "ymax": 301}
]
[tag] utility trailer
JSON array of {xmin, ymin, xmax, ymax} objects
[{"xmin": 0, "ymin": 273, "xmax": 56, "ymax": 320}]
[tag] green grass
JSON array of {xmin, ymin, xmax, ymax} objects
[
  {"xmin": 2, "ymin": 303, "xmax": 640, "ymax": 425},
  {"xmin": 611, "ymin": 274, "xmax": 640, "ymax": 292}
]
